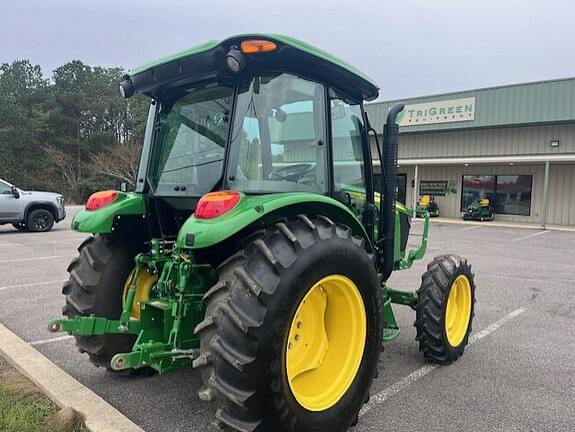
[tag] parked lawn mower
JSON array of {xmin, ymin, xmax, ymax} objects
[
  {"xmin": 48, "ymin": 35, "xmax": 477, "ymax": 432},
  {"xmin": 416, "ymin": 195, "xmax": 439, "ymax": 218},
  {"xmin": 463, "ymin": 198, "xmax": 495, "ymax": 221}
]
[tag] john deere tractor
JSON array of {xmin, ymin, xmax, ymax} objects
[{"xmin": 49, "ymin": 34, "xmax": 476, "ymax": 431}]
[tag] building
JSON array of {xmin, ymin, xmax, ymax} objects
[{"xmin": 365, "ymin": 77, "xmax": 575, "ymax": 227}]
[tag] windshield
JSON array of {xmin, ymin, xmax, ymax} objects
[{"xmin": 148, "ymin": 82, "xmax": 233, "ymax": 196}]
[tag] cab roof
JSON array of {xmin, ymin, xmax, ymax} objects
[{"xmin": 127, "ymin": 34, "xmax": 380, "ymax": 101}]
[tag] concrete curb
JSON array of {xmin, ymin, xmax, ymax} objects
[
  {"xmin": 412, "ymin": 217, "xmax": 575, "ymax": 233},
  {"xmin": 0, "ymin": 322, "xmax": 144, "ymax": 432}
]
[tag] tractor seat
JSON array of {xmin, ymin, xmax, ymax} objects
[
  {"xmin": 418, "ymin": 195, "xmax": 431, "ymax": 208},
  {"xmin": 480, "ymin": 198, "xmax": 490, "ymax": 207}
]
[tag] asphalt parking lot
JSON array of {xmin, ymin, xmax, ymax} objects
[{"xmin": 1, "ymin": 209, "xmax": 574, "ymax": 432}]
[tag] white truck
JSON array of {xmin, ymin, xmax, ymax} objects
[{"xmin": 0, "ymin": 178, "xmax": 66, "ymax": 232}]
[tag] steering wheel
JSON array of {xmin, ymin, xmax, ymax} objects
[{"xmin": 269, "ymin": 163, "xmax": 315, "ymax": 182}]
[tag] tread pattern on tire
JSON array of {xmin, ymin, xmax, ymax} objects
[
  {"xmin": 414, "ymin": 254, "xmax": 476, "ymax": 365},
  {"xmin": 194, "ymin": 214, "xmax": 381, "ymax": 432}
]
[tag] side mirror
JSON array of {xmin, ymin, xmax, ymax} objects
[{"xmin": 11, "ymin": 186, "xmax": 20, "ymax": 199}]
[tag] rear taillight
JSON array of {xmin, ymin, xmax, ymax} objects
[
  {"xmin": 86, "ymin": 191, "xmax": 118, "ymax": 211},
  {"xmin": 195, "ymin": 191, "xmax": 241, "ymax": 219}
]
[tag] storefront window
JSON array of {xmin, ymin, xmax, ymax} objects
[
  {"xmin": 461, "ymin": 175, "xmax": 496, "ymax": 211},
  {"xmin": 461, "ymin": 175, "xmax": 533, "ymax": 216},
  {"xmin": 495, "ymin": 175, "xmax": 532, "ymax": 216}
]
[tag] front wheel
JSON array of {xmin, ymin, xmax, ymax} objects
[
  {"xmin": 194, "ymin": 215, "xmax": 383, "ymax": 432},
  {"xmin": 414, "ymin": 254, "xmax": 476, "ymax": 364},
  {"xmin": 27, "ymin": 209, "xmax": 54, "ymax": 232}
]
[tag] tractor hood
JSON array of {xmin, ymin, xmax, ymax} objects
[{"xmin": 123, "ymin": 34, "xmax": 379, "ymax": 102}]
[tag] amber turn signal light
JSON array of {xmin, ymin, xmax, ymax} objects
[{"xmin": 240, "ymin": 40, "xmax": 277, "ymax": 54}]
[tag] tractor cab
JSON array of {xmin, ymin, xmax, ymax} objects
[{"xmin": 119, "ymin": 35, "xmax": 381, "ymax": 241}]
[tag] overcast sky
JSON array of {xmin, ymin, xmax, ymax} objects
[{"xmin": 2, "ymin": 0, "xmax": 574, "ymax": 100}]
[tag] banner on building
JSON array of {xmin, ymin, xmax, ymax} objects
[
  {"xmin": 398, "ymin": 97, "xmax": 475, "ymax": 126},
  {"xmin": 420, "ymin": 180, "xmax": 449, "ymax": 196}
]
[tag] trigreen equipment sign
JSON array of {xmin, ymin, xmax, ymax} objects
[{"xmin": 397, "ymin": 97, "xmax": 475, "ymax": 126}]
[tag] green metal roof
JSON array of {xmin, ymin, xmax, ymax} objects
[
  {"xmin": 366, "ymin": 77, "xmax": 575, "ymax": 133},
  {"xmin": 130, "ymin": 34, "xmax": 379, "ymax": 99}
]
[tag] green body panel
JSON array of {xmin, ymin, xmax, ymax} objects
[
  {"xmin": 71, "ymin": 192, "xmax": 146, "ymax": 233},
  {"xmin": 176, "ymin": 192, "xmax": 370, "ymax": 250},
  {"xmin": 130, "ymin": 34, "xmax": 378, "ymax": 99}
]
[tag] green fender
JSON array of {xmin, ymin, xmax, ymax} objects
[
  {"xmin": 176, "ymin": 193, "xmax": 372, "ymax": 251},
  {"xmin": 71, "ymin": 192, "xmax": 146, "ymax": 233}
]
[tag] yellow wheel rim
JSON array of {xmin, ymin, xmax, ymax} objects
[
  {"xmin": 286, "ymin": 275, "xmax": 367, "ymax": 412},
  {"xmin": 445, "ymin": 275, "xmax": 472, "ymax": 347},
  {"xmin": 122, "ymin": 267, "xmax": 158, "ymax": 320}
]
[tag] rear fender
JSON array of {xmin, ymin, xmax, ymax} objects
[
  {"xmin": 176, "ymin": 193, "xmax": 372, "ymax": 252},
  {"xmin": 71, "ymin": 192, "xmax": 146, "ymax": 233}
]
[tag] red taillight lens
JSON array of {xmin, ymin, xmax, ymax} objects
[
  {"xmin": 195, "ymin": 191, "xmax": 241, "ymax": 219},
  {"xmin": 86, "ymin": 191, "xmax": 118, "ymax": 211}
]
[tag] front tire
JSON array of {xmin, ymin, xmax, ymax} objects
[
  {"xmin": 27, "ymin": 209, "xmax": 54, "ymax": 232},
  {"xmin": 414, "ymin": 254, "xmax": 475, "ymax": 364},
  {"xmin": 194, "ymin": 215, "xmax": 383, "ymax": 432},
  {"xmin": 62, "ymin": 235, "xmax": 137, "ymax": 368}
]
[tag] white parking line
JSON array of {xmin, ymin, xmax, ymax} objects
[
  {"xmin": 0, "ymin": 279, "xmax": 66, "ymax": 292},
  {"xmin": 0, "ymin": 255, "xmax": 72, "ymax": 264},
  {"xmin": 29, "ymin": 335, "xmax": 74, "ymax": 346},
  {"xmin": 0, "ymin": 242, "xmax": 21, "ymax": 247},
  {"xmin": 512, "ymin": 230, "xmax": 549, "ymax": 242},
  {"xmin": 360, "ymin": 307, "xmax": 527, "ymax": 417}
]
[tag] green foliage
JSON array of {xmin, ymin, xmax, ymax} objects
[
  {"xmin": 0, "ymin": 59, "xmax": 149, "ymax": 202},
  {"xmin": 0, "ymin": 357, "xmax": 85, "ymax": 432}
]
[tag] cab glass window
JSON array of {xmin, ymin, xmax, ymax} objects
[
  {"xmin": 149, "ymin": 82, "xmax": 233, "ymax": 196},
  {"xmin": 331, "ymin": 92, "xmax": 367, "ymax": 204},
  {"xmin": 229, "ymin": 73, "xmax": 327, "ymax": 194}
]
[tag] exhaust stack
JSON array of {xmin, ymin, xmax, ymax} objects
[{"xmin": 380, "ymin": 103, "xmax": 404, "ymax": 281}]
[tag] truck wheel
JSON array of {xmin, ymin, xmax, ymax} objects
[
  {"xmin": 62, "ymin": 234, "xmax": 140, "ymax": 369},
  {"xmin": 12, "ymin": 222, "xmax": 28, "ymax": 231},
  {"xmin": 414, "ymin": 254, "xmax": 475, "ymax": 364},
  {"xmin": 27, "ymin": 209, "xmax": 54, "ymax": 232},
  {"xmin": 194, "ymin": 215, "xmax": 383, "ymax": 432}
]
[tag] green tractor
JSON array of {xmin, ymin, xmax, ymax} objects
[{"xmin": 48, "ymin": 35, "xmax": 476, "ymax": 431}]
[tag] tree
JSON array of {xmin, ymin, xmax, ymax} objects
[{"xmin": 0, "ymin": 58, "xmax": 148, "ymax": 202}]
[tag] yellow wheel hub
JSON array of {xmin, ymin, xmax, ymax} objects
[
  {"xmin": 445, "ymin": 275, "xmax": 472, "ymax": 347},
  {"xmin": 122, "ymin": 267, "xmax": 158, "ymax": 320},
  {"xmin": 286, "ymin": 275, "xmax": 367, "ymax": 412}
]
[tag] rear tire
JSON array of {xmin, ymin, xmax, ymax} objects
[
  {"xmin": 194, "ymin": 215, "xmax": 383, "ymax": 432},
  {"xmin": 414, "ymin": 254, "xmax": 475, "ymax": 364},
  {"xmin": 27, "ymin": 209, "xmax": 54, "ymax": 232},
  {"xmin": 62, "ymin": 234, "xmax": 137, "ymax": 368}
]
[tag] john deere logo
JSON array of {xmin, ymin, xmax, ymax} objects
[{"xmin": 397, "ymin": 97, "xmax": 475, "ymax": 126}]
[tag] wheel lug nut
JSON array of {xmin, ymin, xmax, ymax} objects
[
  {"xmin": 295, "ymin": 334, "xmax": 300, "ymax": 341},
  {"xmin": 297, "ymin": 321, "xmax": 303, "ymax": 329}
]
